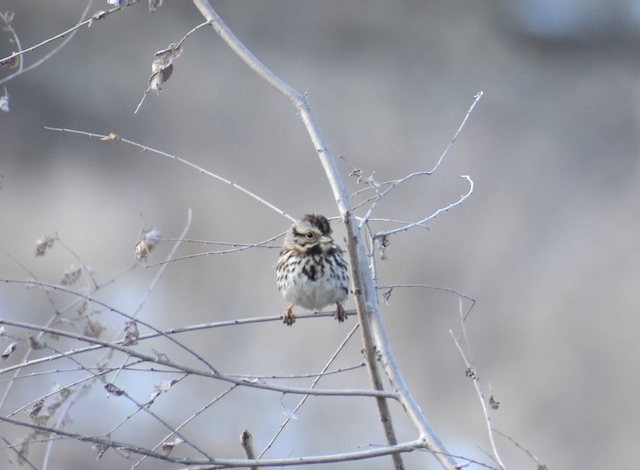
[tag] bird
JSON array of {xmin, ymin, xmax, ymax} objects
[{"xmin": 276, "ymin": 214, "xmax": 350, "ymax": 326}]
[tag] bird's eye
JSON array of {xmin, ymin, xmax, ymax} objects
[{"xmin": 306, "ymin": 232, "xmax": 313, "ymax": 239}]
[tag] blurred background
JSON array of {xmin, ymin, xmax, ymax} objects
[{"xmin": 1, "ymin": 1, "xmax": 640, "ymax": 468}]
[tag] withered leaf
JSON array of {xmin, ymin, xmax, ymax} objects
[
  {"xmin": 144, "ymin": 228, "xmax": 161, "ymax": 251},
  {"xmin": 84, "ymin": 318, "xmax": 106, "ymax": 339},
  {"xmin": 122, "ymin": 320, "xmax": 139, "ymax": 346},
  {"xmin": 28, "ymin": 333, "xmax": 46, "ymax": 350},
  {"xmin": 489, "ymin": 395, "xmax": 500, "ymax": 410},
  {"xmin": 2, "ymin": 342, "xmax": 17, "ymax": 360},
  {"xmin": 35, "ymin": 235, "xmax": 55, "ymax": 257},
  {"xmin": 104, "ymin": 383, "xmax": 125, "ymax": 396},
  {"xmin": 149, "ymin": 0, "xmax": 163, "ymax": 13},
  {"xmin": 149, "ymin": 64, "xmax": 173, "ymax": 93},
  {"xmin": 146, "ymin": 379, "xmax": 176, "ymax": 407},
  {"xmin": 29, "ymin": 398, "xmax": 46, "ymax": 421},
  {"xmin": 61, "ymin": 265, "xmax": 82, "ymax": 285},
  {"xmin": 135, "ymin": 240, "xmax": 149, "ymax": 261},
  {"xmin": 161, "ymin": 438, "xmax": 183, "ymax": 456},
  {"xmin": 101, "ymin": 132, "xmax": 119, "ymax": 141},
  {"xmin": 0, "ymin": 54, "xmax": 19, "ymax": 69}
]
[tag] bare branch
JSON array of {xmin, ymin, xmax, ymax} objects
[
  {"xmin": 359, "ymin": 92, "xmax": 482, "ymax": 229},
  {"xmin": 0, "ymin": 414, "xmax": 428, "ymax": 468},
  {"xmin": 0, "ymin": 317, "xmax": 395, "ymax": 399},
  {"xmin": 259, "ymin": 323, "xmax": 361, "ymax": 458},
  {"xmin": 450, "ymin": 320, "xmax": 505, "ymax": 469},
  {"xmin": 44, "ymin": 127, "xmax": 296, "ymax": 222},
  {"xmin": 0, "ymin": 2, "xmax": 106, "ymax": 87},
  {"xmin": 374, "ymin": 175, "xmax": 474, "ymax": 238},
  {"xmin": 0, "ymin": 309, "xmax": 355, "ymax": 378},
  {"xmin": 190, "ymin": 2, "xmax": 459, "ymax": 468},
  {"xmin": 145, "ymin": 231, "xmax": 284, "ymax": 267}
]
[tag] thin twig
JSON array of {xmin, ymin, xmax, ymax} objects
[
  {"xmin": 132, "ymin": 385, "xmax": 237, "ymax": 470},
  {"xmin": 492, "ymin": 429, "xmax": 547, "ymax": 469},
  {"xmin": 373, "ymin": 175, "xmax": 474, "ymax": 238},
  {"xmin": 0, "ymin": 1, "xmax": 109, "ymax": 87},
  {"xmin": 0, "ymin": 308, "xmax": 356, "ymax": 378},
  {"xmin": 0, "ymin": 416, "xmax": 428, "ymax": 468},
  {"xmin": 359, "ymin": 92, "xmax": 482, "ymax": 229},
  {"xmin": 0, "ymin": 318, "xmax": 395, "ymax": 399},
  {"xmin": 44, "ymin": 127, "xmax": 296, "ymax": 222},
  {"xmin": 1, "ymin": 278, "xmax": 219, "ymax": 375},
  {"xmin": 146, "ymin": 231, "xmax": 284, "ymax": 267},
  {"xmin": 378, "ymin": 284, "xmax": 476, "ymax": 319},
  {"xmin": 135, "ymin": 20, "xmax": 212, "ymax": 113},
  {"xmin": 450, "ymin": 301, "xmax": 505, "ymax": 470},
  {"xmin": 258, "ymin": 323, "xmax": 360, "ymax": 458}
]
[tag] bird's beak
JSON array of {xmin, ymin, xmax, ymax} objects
[{"xmin": 319, "ymin": 235, "xmax": 334, "ymax": 244}]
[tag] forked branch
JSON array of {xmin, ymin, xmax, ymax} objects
[{"xmin": 191, "ymin": 1, "xmax": 459, "ymax": 469}]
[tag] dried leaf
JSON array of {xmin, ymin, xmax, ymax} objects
[
  {"xmin": 149, "ymin": 0, "xmax": 163, "ymax": 13},
  {"xmin": 161, "ymin": 438, "xmax": 182, "ymax": 456},
  {"xmin": 91, "ymin": 10, "xmax": 107, "ymax": 21},
  {"xmin": 135, "ymin": 240, "xmax": 149, "ymax": 261},
  {"xmin": 489, "ymin": 395, "xmax": 500, "ymax": 410},
  {"xmin": 29, "ymin": 398, "xmax": 46, "ymax": 421},
  {"xmin": 382, "ymin": 288, "xmax": 392, "ymax": 306},
  {"xmin": 378, "ymin": 235, "xmax": 391, "ymax": 260},
  {"xmin": 27, "ymin": 333, "xmax": 46, "ymax": 350},
  {"xmin": 84, "ymin": 318, "xmax": 106, "ymax": 339},
  {"xmin": 0, "ymin": 53, "xmax": 19, "ymax": 69},
  {"xmin": 35, "ymin": 235, "xmax": 55, "ymax": 257},
  {"xmin": 101, "ymin": 132, "xmax": 119, "ymax": 141},
  {"xmin": 154, "ymin": 44, "xmax": 182, "ymax": 62},
  {"xmin": 93, "ymin": 442, "xmax": 110, "ymax": 459},
  {"xmin": 60, "ymin": 265, "xmax": 82, "ymax": 285},
  {"xmin": 104, "ymin": 383, "xmax": 125, "ymax": 396},
  {"xmin": 152, "ymin": 348, "xmax": 169, "ymax": 362},
  {"xmin": 144, "ymin": 228, "xmax": 161, "ymax": 251},
  {"xmin": 148, "ymin": 44, "xmax": 181, "ymax": 93},
  {"xmin": 2, "ymin": 342, "xmax": 17, "ymax": 360},
  {"xmin": 149, "ymin": 64, "xmax": 173, "ymax": 93},
  {"xmin": 77, "ymin": 300, "xmax": 88, "ymax": 316},
  {"xmin": 122, "ymin": 320, "xmax": 139, "ymax": 346},
  {"xmin": 146, "ymin": 379, "xmax": 176, "ymax": 407}
]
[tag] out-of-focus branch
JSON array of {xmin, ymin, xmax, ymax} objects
[{"xmin": 0, "ymin": 2, "xmax": 107, "ymax": 87}]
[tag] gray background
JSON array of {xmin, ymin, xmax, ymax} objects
[{"xmin": 1, "ymin": 1, "xmax": 640, "ymax": 469}]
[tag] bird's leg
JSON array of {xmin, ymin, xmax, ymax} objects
[
  {"xmin": 283, "ymin": 304, "xmax": 296, "ymax": 326},
  {"xmin": 334, "ymin": 302, "xmax": 347, "ymax": 322}
]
